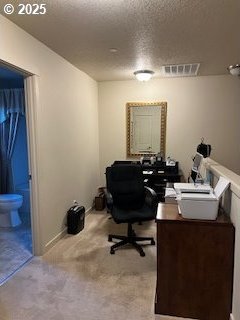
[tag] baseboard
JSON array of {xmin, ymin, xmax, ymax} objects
[
  {"xmin": 44, "ymin": 226, "xmax": 68, "ymax": 253},
  {"xmin": 85, "ymin": 206, "xmax": 92, "ymax": 215},
  {"xmin": 230, "ymin": 313, "xmax": 235, "ymax": 320},
  {"xmin": 44, "ymin": 206, "xmax": 93, "ymax": 253}
]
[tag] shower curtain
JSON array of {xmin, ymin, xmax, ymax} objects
[{"xmin": 0, "ymin": 89, "xmax": 25, "ymax": 194}]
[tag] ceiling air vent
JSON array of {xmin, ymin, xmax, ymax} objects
[{"xmin": 161, "ymin": 63, "xmax": 200, "ymax": 77}]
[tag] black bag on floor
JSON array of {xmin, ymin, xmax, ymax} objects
[{"xmin": 67, "ymin": 205, "xmax": 85, "ymax": 234}]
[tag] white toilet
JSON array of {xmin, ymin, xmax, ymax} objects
[{"xmin": 0, "ymin": 194, "xmax": 23, "ymax": 227}]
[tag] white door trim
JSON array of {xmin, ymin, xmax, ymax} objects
[{"xmin": 24, "ymin": 75, "xmax": 43, "ymax": 255}]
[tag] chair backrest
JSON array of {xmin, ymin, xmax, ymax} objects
[
  {"xmin": 113, "ymin": 160, "xmax": 133, "ymax": 165},
  {"xmin": 106, "ymin": 164, "xmax": 145, "ymax": 210}
]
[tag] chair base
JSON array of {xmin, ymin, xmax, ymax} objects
[{"xmin": 108, "ymin": 223, "xmax": 155, "ymax": 257}]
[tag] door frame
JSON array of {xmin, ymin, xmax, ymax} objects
[
  {"xmin": 0, "ymin": 60, "xmax": 42, "ymax": 255},
  {"xmin": 24, "ymin": 75, "xmax": 42, "ymax": 255}
]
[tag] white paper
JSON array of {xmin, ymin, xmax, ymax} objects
[
  {"xmin": 165, "ymin": 188, "xmax": 177, "ymax": 198},
  {"xmin": 214, "ymin": 176, "xmax": 230, "ymax": 199},
  {"xmin": 143, "ymin": 170, "xmax": 153, "ymax": 175}
]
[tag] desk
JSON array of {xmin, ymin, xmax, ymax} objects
[
  {"xmin": 155, "ymin": 203, "xmax": 235, "ymax": 320},
  {"xmin": 143, "ymin": 169, "xmax": 181, "ymax": 202},
  {"xmin": 112, "ymin": 161, "xmax": 182, "ymax": 201},
  {"xmin": 142, "ymin": 162, "xmax": 182, "ymax": 202}
]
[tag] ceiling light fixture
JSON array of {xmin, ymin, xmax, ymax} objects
[
  {"xmin": 227, "ymin": 64, "xmax": 240, "ymax": 76},
  {"xmin": 109, "ymin": 48, "xmax": 118, "ymax": 53},
  {"xmin": 134, "ymin": 70, "xmax": 154, "ymax": 81}
]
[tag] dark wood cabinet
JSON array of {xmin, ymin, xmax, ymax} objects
[
  {"xmin": 112, "ymin": 160, "xmax": 182, "ymax": 201},
  {"xmin": 155, "ymin": 203, "xmax": 235, "ymax": 320},
  {"xmin": 145, "ymin": 171, "xmax": 181, "ymax": 201},
  {"xmin": 142, "ymin": 162, "xmax": 181, "ymax": 201}
]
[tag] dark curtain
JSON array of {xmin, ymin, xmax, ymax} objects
[{"xmin": 0, "ymin": 89, "xmax": 25, "ymax": 194}]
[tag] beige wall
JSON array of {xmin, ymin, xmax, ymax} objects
[
  {"xmin": 98, "ymin": 76, "xmax": 240, "ymax": 184},
  {"xmin": 205, "ymin": 160, "xmax": 240, "ymax": 320},
  {"xmin": 0, "ymin": 15, "xmax": 100, "ymax": 253}
]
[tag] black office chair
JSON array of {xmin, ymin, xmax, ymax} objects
[{"xmin": 105, "ymin": 164, "xmax": 158, "ymax": 257}]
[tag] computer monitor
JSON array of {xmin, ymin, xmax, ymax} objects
[
  {"xmin": 191, "ymin": 152, "xmax": 203, "ymax": 182},
  {"xmin": 192, "ymin": 152, "xmax": 203, "ymax": 170}
]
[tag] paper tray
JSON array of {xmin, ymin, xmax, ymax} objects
[
  {"xmin": 174, "ymin": 183, "xmax": 212, "ymax": 194},
  {"xmin": 180, "ymin": 193, "xmax": 216, "ymax": 201}
]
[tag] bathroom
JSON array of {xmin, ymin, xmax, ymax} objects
[{"xmin": 0, "ymin": 65, "xmax": 33, "ymax": 284}]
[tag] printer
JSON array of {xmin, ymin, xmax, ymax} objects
[
  {"xmin": 174, "ymin": 182, "xmax": 212, "ymax": 194},
  {"xmin": 174, "ymin": 177, "xmax": 230, "ymax": 220}
]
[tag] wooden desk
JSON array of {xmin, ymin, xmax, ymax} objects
[
  {"xmin": 112, "ymin": 161, "xmax": 182, "ymax": 202},
  {"xmin": 155, "ymin": 203, "xmax": 235, "ymax": 320},
  {"xmin": 142, "ymin": 166, "xmax": 181, "ymax": 202}
]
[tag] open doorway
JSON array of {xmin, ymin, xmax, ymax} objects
[{"xmin": 0, "ymin": 65, "xmax": 33, "ymax": 284}]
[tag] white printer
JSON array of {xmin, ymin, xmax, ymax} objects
[
  {"xmin": 174, "ymin": 177, "xmax": 230, "ymax": 220},
  {"xmin": 174, "ymin": 182, "xmax": 212, "ymax": 194}
]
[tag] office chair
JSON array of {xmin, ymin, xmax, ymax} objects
[{"xmin": 105, "ymin": 164, "xmax": 158, "ymax": 257}]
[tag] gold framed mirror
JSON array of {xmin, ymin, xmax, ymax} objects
[{"xmin": 126, "ymin": 101, "xmax": 167, "ymax": 157}]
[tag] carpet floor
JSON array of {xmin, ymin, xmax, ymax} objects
[{"xmin": 0, "ymin": 210, "xmax": 190, "ymax": 320}]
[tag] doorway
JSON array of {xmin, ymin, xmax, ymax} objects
[{"xmin": 0, "ymin": 65, "xmax": 34, "ymax": 284}]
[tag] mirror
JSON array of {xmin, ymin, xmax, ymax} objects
[{"xmin": 126, "ymin": 101, "xmax": 167, "ymax": 157}]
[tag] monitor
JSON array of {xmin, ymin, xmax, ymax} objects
[
  {"xmin": 191, "ymin": 152, "xmax": 203, "ymax": 182},
  {"xmin": 192, "ymin": 152, "xmax": 203, "ymax": 171}
]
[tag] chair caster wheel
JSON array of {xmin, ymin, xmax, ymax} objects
[
  {"xmin": 110, "ymin": 249, "xmax": 115, "ymax": 254},
  {"xmin": 151, "ymin": 239, "xmax": 155, "ymax": 245},
  {"xmin": 140, "ymin": 251, "xmax": 145, "ymax": 257},
  {"xmin": 108, "ymin": 236, "xmax": 112, "ymax": 242}
]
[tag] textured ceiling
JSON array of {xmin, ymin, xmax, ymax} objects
[{"xmin": 1, "ymin": 0, "xmax": 240, "ymax": 81}]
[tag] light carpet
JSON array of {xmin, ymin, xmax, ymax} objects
[{"xmin": 0, "ymin": 210, "xmax": 190, "ymax": 320}]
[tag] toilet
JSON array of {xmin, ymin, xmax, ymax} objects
[{"xmin": 0, "ymin": 194, "xmax": 23, "ymax": 227}]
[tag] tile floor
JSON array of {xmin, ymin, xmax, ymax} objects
[{"xmin": 0, "ymin": 211, "xmax": 32, "ymax": 284}]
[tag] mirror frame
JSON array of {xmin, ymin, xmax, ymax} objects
[{"xmin": 126, "ymin": 101, "xmax": 167, "ymax": 157}]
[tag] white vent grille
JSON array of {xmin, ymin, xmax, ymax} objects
[{"xmin": 161, "ymin": 63, "xmax": 200, "ymax": 77}]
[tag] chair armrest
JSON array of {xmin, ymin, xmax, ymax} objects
[
  {"xmin": 104, "ymin": 189, "xmax": 113, "ymax": 213},
  {"xmin": 144, "ymin": 186, "xmax": 158, "ymax": 211}
]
